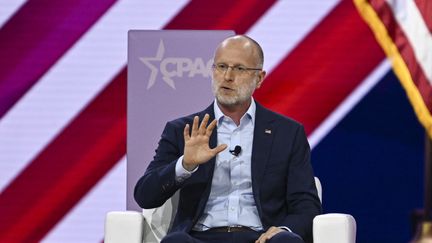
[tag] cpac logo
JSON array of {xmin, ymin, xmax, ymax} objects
[{"xmin": 139, "ymin": 40, "xmax": 213, "ymax": 90}]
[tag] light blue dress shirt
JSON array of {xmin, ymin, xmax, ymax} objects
[{"xmin": 175, "ymin": 99, "xmax": 263, "ymax": 231}]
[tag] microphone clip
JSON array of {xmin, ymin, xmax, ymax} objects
[{"xmin": 229, "ymin": 145, "xmax": 242, "ymax": 157}]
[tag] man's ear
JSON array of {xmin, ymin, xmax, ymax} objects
[{"xmin": 256, "ymin": 70, "xmax": 266, "ymax": 88}]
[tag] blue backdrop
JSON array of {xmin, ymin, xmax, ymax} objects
[{"xmin": 313, "ymin": 70, "xmax": 424, "ymax": 242}]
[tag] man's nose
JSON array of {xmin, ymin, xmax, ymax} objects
[{"xmin": 224, "ymin": 67, "xmax": 235, "ymax": 81}]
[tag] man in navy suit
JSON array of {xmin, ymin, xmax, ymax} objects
[{"xmin": 134, "ymin": 35, "xmax": 321, "ymax": 243}]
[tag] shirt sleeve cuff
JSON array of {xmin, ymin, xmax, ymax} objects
[
  {"xmin": 175, "ymin": 155, "xmax": 198, "ymax": 183},
  {"xmin": 277, "ymin": 226, "xmax": 293, "ymax": 233}
]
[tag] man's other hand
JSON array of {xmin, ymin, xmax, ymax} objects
[{"xmin": 255, "ymin": 226, "xmax": 285, "ymax": 243}]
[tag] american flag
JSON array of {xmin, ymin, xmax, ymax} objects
[
  {"xmin": 354, "ymin": 0, "xmax": 432, "ymax": 138},
  {"xmin": 0, "ymin": 0, "xmax": 429, "ymax": 242}
]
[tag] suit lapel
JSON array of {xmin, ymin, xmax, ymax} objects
[{"xmin": 251, "ymin": 103, "xmax": 276, "ymax": 209}]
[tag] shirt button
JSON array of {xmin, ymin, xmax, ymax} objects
[{"xmin": 231, "ymin": 207, "xmax": 235, "ymax": 211}]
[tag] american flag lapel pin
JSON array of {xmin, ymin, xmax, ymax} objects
[{"xmin": 265, "ymin": 129, "xmax": 272, "ymax": 134}]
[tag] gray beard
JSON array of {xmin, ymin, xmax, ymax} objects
[{"xmin": 212, "ymin": 80, "xmax": 257, "ymax": 107}]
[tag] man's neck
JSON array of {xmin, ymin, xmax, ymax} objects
[{"xmin": 217, "ymin": 99, "xmax": 251, "ymax": 126}]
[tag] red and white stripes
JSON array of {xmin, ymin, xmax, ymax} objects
[
  {"xmin": 354, "ymin": 0, "xmax": 432, "ymax": 138},
  {"xmin": 0, "ymin": 0, "xmax": 391, "ymax": 241}
]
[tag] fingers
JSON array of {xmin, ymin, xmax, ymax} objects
[
  {"xmin": 183, "ymin": 124, "xmax": 190, "ymax": 141},
  {"xmin": 191, "ymin": 116, "xmax": 199, "ymax": 137},
  {"xmin": 185, "ymin": 114, "xmax": 217, "ymax": 143},
  {"xmin": 256, "ymin": 233, "xmax": 267, "ymax": 243},
  {"xmin": 255, "ymin": 235, "xmax": 262, "ymax": 243},
  {"xmin": 255, "ymin": 227, "xmax": 283, "ymax": 243},
  {"xmin": 211, "ymin": 144, "xmax": 227, "ymax": 155},
  {"xmin": 206, "ymin": 119, "xmax": 217, "ymax": 136},
  {"xmin": 190, "ymin": 114, "xmax": 215, "ymax": 137},
  {"xmin": 199, "ymin": 114, "xmax": 210, "ymax": 134}
]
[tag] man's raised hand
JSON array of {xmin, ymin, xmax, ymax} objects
[{"xmin": 182, "ymin": 114, "xmax": 227, "ymax": 171}]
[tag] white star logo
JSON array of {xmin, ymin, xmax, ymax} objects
[{"xmin": 139, "ymin": 40, "xmax": 176, "ymax": 90}]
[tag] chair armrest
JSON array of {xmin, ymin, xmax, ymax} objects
[
  {"xmin": 313, "ymin": 213, "xmax": 356, "ymax": 243},
  {"xmin": 105, "ymin": 211, "xmax": 144, "ymax": 243}
]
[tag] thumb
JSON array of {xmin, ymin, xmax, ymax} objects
[{"xmin": 212, "ymin": 144, "xmax": 227, "ymax": 155}]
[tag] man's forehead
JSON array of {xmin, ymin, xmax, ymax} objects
[
  {"xmin": 214, "ymin": 51, "xmax": 255, "ymax": 66},
  {"xmin": 219, "ymin": 37, "xmax": 253, "ymax": 50},
  {"xmin": 215, "ymin": 42, "xmax": 255, "ymax": 59}
]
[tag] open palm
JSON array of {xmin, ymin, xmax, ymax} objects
[{"xmin": 182, "ymin": 114, "xmax": 227, "ymax": 171}]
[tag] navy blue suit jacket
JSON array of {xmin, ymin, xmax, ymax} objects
[{"xmin": 134, "ymin": 102, "xmax": 322, "ymax": 242}]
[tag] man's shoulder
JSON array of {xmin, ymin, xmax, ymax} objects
[{"xmin": 168, "ymin": 112, "xmax": 199, "ymax": 127}]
